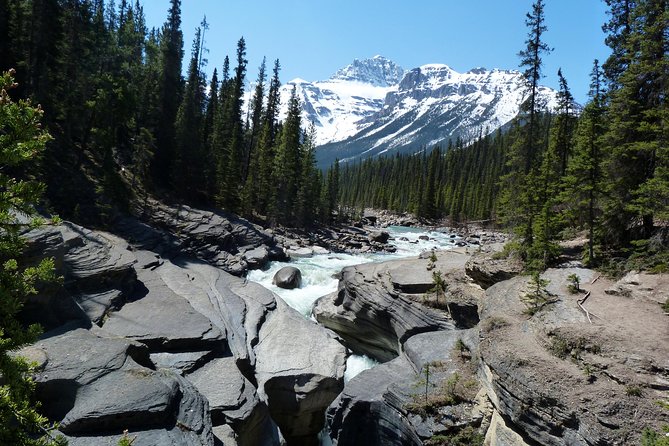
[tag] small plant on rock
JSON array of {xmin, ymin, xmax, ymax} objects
[
  {"xmin": 567, "ymin": 273, "xmax": 581, "ymax": 293},
  {"xmin": 522, "ymin": 272, "xmax": 554, "ymax": 315},
  {"xmin": 626, "ymin": 385, "xmax": 643, "ymax": 397},
  {"xmin": 118, "ymin": 430, "xmax": 136, "ymax": 446},
  {"xmin": 427, "ymin": 250, "xmax": 438, "ymax": 270}
]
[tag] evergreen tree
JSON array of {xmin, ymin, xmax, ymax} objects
[
  {"xmin": 173, "ymin": 25, "xmax": 206, "ymax": 200},
  {"xmin": 499, "ymin": 0, "xmax": 552, "ymax": 259},
  {"xmin": 602, "ymin": 0, "xmax": 668, "ymax": 245},
  {"xmin": 153, "ymin": 0, "xmax": 183, "ymax": 187},
  {"xmin": 563, "ymin": 60, "xmax": 607, "ymax": 264},
  {"xmin": 220, "ymin": 37, "xmax": 247, "ymax": 211},
  {"xmin": 273, "ymin": 86, "xmax": 302, "ymax": 223},
  {"xmin": 0, "ymin": 70, "xmax": 64, "ymax": 446}
]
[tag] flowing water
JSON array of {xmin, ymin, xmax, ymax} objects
[{"xmin": 247, "ymin": 225, "xmax": 462, "ymax": 382}]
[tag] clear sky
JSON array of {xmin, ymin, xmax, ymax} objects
[{"xmin": 142, "ymin": 0, "xmax": 611, "ymax": 104}]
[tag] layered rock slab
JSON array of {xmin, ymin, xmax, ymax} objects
[
  {"xmin": 26, "ymin": 327, "xmax": 213, "ymax": 444},
  {"xmin": 313, "ymin": 251, "xmax": 480, "ymax": 361}
]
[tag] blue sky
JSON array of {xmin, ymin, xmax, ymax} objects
[{"xmin": 142, "ymin": 1, "xmax": 611, "ymax": 103}]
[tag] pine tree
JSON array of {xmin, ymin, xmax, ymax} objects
[
  {"xmin": 256, "ymin": 59, "xmax": 281, "ymax": 216},
  {"xmin": 602, "ymin": 0, "xmax": 668, "ymax": 245},
  {"xmin": 0, "ymin": 70, "xmax": 65, "ymax": 446},
  {"xmin": 173, "ymin": 25, "xmax": 206, "ymax": 200},
  {"xmin": 563, "ymin": 60, "xmax": 607, "ymax": 264},
  {"xmin": 153, "ymin": 0, "xmax": 183, "ymax": 187},
  {"xmin": 273, "ymin": 86, "xmax": 302, "ymax": 223},
  {"xmin": 220, "ymin": 37, "xmax": 247, "ymax": 211},
  {"xmin": 499, "ymin": 0, "xmax": 552, "ymax": 259}
]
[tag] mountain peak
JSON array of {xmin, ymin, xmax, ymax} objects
[{"xmin": 330, "ymin": 56, "xmax": 405, "ymax": 87}]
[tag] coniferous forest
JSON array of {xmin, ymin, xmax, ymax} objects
[{"xmin": 0, "ymin": 0, "xmax": 337, "ymax": 229}]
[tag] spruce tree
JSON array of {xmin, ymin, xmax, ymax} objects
[
  {"xmin": 602, "ymin": 0, "xmax": 668, "ymax": 245},
  {"xmin": 220, "ymin": 37, "xmax": 247, "ymax": 212},
  {"xmin": 0, "ymin": 70, "xmax": 65, "ymax": 446},
  {"xmin": 173, "ymin": 25, "xmax": 206, "ymax": 200},
  {"xmin": 563, "ymin": 60, "xmax": 606, "ymax": 264},
  {"xmin": 153, "ymin": 0, "xmax": 183, "ymax": 187}
]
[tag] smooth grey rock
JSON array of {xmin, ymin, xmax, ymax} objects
[
  {"xmin": 188, "ymin": 357, "xmax": 279, "ymax": 446},
  {"xmin": 150, "ymin": 350, "xmax": 214, "ymax": 374},
  {"xmin": 272, "ymin": 266, "xmax": 302, "ymax": 289},
  {"xmin": 119, "ymin": 201, "xmax": 280, "ymax": 275},
  {"xmin": 255, "ymin": 298, "xmax": 347, "ymax": 446},
  {"xmin": 313, "ymin": 255, "xmax": 459, "ymax": 361},
  {"xmin": 326, "ymin": 355, "xmax": 421, "ymax": 446},
  {"xmin": 104, "ymin": 257, "xmax": 225, "ymax": 351},
  {"xmin": 27, "ymin": 328, "xmax": 212, "ymax": 443},
  {"xmin": 243, "ymin": 245, "xmax": 269, "ymax": 270},
  {"xmin": 368, "ymin": 230, "xmax": 390, "ymax": 244},
  {"xmin": 59, "ymin": 363, "xmax": 179, "ymax": 433}
]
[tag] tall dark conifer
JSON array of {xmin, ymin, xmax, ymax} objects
[{"xmin": 153, "ymin": 0, "xmax": 183, "ymax": 187}]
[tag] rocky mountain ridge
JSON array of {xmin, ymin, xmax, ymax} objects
[{"xmin": 266, "ymin": 56, "xmax": 560, "ymax": 167}]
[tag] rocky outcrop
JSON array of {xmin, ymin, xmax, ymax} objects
[
  {"xmin": 478, "ymin": 268, "xmax": 669, "ymax": 446},
  {"xmin": 465, "ymin": 250, "xmax": 522, "ymax": 289},
  {"xmin": 272, "ymin": 266, "xmax": 302, "ymax": 289},
  {"xmin": 20, "ymin": 222, "xmax": 138, "ymax": 329},
  {"xmin": 119, "ymin": 199, "xmax": 287, "ymax": 276},
  {"xmin": 18, "ymin": 216, "xmax": 351, "ymax": 446},
  {"xmin": 326, "ymin": 329, "xmax": 487, "ymax": 445},
  {"xmin": 25, "ymin": 327, "xmax": 213, "ymax": 445},
  {"xmin": 187, "ymin": 357, "xmax": 279, "ymax": 446},
  {"xmin": 254, "ymin": 298, "xmax": 347, "ymax": 445},
  {"xmin": 313, "ymin": 251, "xmax": 481, "ymax": 361}
]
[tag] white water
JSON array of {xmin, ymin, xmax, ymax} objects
[{"xmin": 247, "ymin": 226, "xmax": 462, "ymax": 382}]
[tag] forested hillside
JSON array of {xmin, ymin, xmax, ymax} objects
[
  {"xmin": 340, "ymin": 0, "xmax": 668, "ymax": 272},
  {"xmin": 0, "ymin": 0, "xmax": 338, "ymax": 227}
]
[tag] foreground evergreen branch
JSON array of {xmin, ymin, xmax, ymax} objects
[{"xmin": 0, "ymin": 70, "xmax": 64, "ymax": 445}]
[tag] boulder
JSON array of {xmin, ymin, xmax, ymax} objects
[
  {"xmin": 368, "ymin": 230, "xmax": 390, "ymax": 244},
  {"xmin": 188, "ymin": 357, "xmax": 279, "ymax": 446},
  {"xmin": 243, "ymin": 245, "xmax": 269, "ymax": 270},
  {"xmin": 26, "ymin": 327, "xmax": 213, "ymax": 444},
  {"xmin": 272, "ymin": 266, "xmax": 302, "ymax": 289},
  {"xmin": 254, "ymin": 298, "xmax": 347, "ymax": 446}
]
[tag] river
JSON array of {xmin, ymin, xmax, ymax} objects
[{"xmin": 247, "ymin": 225, "xmax": 463, "ymax": 382}]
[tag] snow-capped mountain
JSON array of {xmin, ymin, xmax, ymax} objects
[
  {"xmin": 275, "ymin": 55, "xmax": 404, "ymax": 145},
  {"xmin": 266, "ymin": 56, "xmax": 560, "ymax": 167}
]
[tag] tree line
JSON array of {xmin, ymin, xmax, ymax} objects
[
  {"xmin": 339, "ymin": 0, "xmax": 668, "ymax": 271},
  {"xmin": 0, "ymin": 0, "xmax": 339, "ymax": 227}
]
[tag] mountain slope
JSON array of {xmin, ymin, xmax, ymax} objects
[
  {"xmin": 315, "ymin": 63, "xmax": 559, "ymax": 167},
  {"xmin": 276, "ymin": 56, "xmax": 404, "ymax": 145}
]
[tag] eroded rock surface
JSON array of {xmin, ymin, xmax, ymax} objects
[
  {"xmin": 313, "ymin": 251, "xmax": 480, "ymax": 361},
  {"xmin": 478, "ymin": 268, "xmax": 669, "ymax": 446}
]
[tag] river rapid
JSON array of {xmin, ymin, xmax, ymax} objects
[{"xmin": 248, "ymin": 226, "xmax": 463, "ymax": 382}]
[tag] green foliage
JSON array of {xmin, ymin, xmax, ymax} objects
[
  {"xmin": 625, "ymin": 385, "xmax": 643, "ymax": 397},
  {"xmin": 117, "ymin": 430, "xmax": 135, "ymax": 446},
  {"xmin": 426, "ymin": 426, "xmax": 485, "ymax": 446},
  {"xmin": 0, "ymin": 70, "xmax": 64, "ymax": 445},
  {"xmin": 641, "ymin": 427, "xmax": 669, "ymax": 446},
  {"xmin": 567, "ymin": 273, "xmax": 581, "ymax": 293},
  {"xmin": 522, "ymin": 272, "xmax": 552, "ymax": 315}
]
